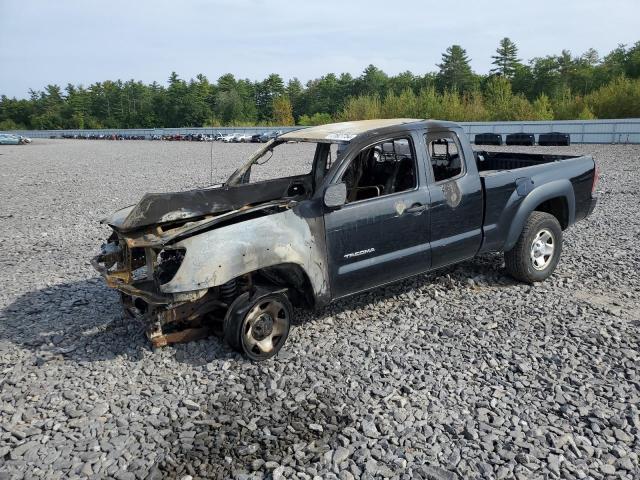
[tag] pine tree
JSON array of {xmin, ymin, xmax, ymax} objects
[
  {"xmin": 286, "ymin": 78, "xmax": 304, "ymax": 121},
  {"xmin": 491, "ymin": 38, "xmax": 521, "ymax": 78},
  {"xmin": 437, "ymin": 45, "xmax": 476, "ymax": 92}
]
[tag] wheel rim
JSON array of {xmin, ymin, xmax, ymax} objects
[
  {"xmin": 242, "ymin": 299, "xmax": 289, "ymax": 356},
  {"xmin": 530, "ymin": 228, "xmax": 555, "ymax": 271}
]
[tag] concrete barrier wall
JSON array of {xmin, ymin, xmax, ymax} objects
[
  {"xmin": 460, "ymin": 119, "xmax": 640, "ymax": 144},
  {"xmin": 4, "ymin": 119, "xmax": 640, "ymax": 144}
]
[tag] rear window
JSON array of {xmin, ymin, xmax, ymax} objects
[{"xmin": 425, "ymin": 133, "xmax": 465, "ymax": 182}]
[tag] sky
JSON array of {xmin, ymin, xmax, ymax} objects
[{"xmin": 1, "ymin": 0, "xmax": 639, "ymax": 98}]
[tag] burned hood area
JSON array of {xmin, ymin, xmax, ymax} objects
[{"xmin": 103, "ymin": 178, "xmax": 306, "ymax": 234}]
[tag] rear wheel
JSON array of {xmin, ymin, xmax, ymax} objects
[
  {"xmin": 505, "ymin": 211, "xmax": 562, "ymax": 283},
  {"xmin": 224, "ymin": 291, "xmax": 292, "ymax": 361}
]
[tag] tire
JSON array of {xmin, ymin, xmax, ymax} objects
[
  {"xmin": 224, "ymin": 291, "xmax": 292, "ymax": 361},
  {"xmin": 505, "ymin": 211, "xmax": 562, "ymax": 283}
]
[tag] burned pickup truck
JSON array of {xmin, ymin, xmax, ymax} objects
[{"xmin": 93, "ymin": 119, "xmax": 598, "ymax": 360}]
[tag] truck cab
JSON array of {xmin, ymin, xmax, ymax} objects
[{"xmin": 315, "ymin": 121, "xmax": 484, "ymax": 298}]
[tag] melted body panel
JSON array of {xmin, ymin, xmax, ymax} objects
[
  {"xmin": 106, "ymin": 175, "xmax": 310, "ymax": 232},
  {"xmin": 162, "ymin": 206, "xmax": 330, "ymax": 302}
]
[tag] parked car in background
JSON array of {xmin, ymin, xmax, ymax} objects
[
  {"xmin": 234, "ymin": 133, "xmax": 252, "ymax": 143},
  {"xmin": 221, "ymin": 133, "xmax": 237, "ymax": 143},
  {"xmin": 250, "ymin": 133, "xmax": 263, "ymax": 143},
  {"xmin": 0, "ymin": 134, "xmax": 22, "ymax": 145},
  {"xmin": 259, "ymin": 130, "xmax": 282, "ymax": 142},
  {"xmin": 258, "ymin": 131, "xmax": 274, "ymax": 142}
]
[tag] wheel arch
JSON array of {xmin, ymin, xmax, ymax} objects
[
  {"xmin": 256, "ymin": 263, "xmax": 317, "ymax": 309},
  {"xmin": 504, "ymin": 180, "xmax": 575, "ymax": 252}
]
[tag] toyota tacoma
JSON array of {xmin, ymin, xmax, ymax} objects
[{"xmin": 93, "ymin": 119, "xmax": 598, "ymax": 360}]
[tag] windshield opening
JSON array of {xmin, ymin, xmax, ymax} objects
[{"xmin": 243, "ymin": 141, "xmax": 316, "ymax": 184}]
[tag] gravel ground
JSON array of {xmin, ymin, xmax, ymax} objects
[{"xmin": 0, "ymin": 139, "xmax": 638, "ymax": 480}]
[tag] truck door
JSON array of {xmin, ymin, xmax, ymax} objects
[
  {"xmin": 424, "ymin": 130, "xmax": 483, "ymax": 268},
  {"xmin": 324, "ymin": 134, "xmax": 431, "ymax": 299}
]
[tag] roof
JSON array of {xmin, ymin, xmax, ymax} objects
[{"xmin": 279, "ymin": 118, "xmax": 423, "ymax": 142}]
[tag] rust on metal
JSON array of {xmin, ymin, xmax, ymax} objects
[{"xmin": 149, "ymin": 327, "xmax": 214, "ymax": 348}]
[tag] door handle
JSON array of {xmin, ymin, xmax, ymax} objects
[{"xmin": 406, "ymin": 203, "xmax": 427, "ymax": 215}]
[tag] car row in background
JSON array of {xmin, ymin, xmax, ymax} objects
[
  {"xmin": 475, "ymin": 132, "xmax": 571, "ymax": 146},
  {"xmin": 50, "ymin": 130, "xmax": 285, "ymax": 143},
  {"xmin": 153, "ymin": 134, "xmax": 215, "ymax": 141},
  {"xmin": 59, "ymin": 133, "xmax": 147, "ymax": 140},
  {"xmin": 0, "ymin": 133, "xmax": 31, "ymax": 145},
  {"xmin": 221, "ymin": 130, "xmax": 283, "ymax": 143}
]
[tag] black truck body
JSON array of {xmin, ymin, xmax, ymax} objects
[
  {"xmin": 319, "ymin": 122, "xmax": 596, "ymax": 298},
  {"xmin": 93, "ymin": 119, "xmax": 598, "ymax": 359}
]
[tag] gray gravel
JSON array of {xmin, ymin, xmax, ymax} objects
[{"xmin": 0, "ymin": 139, "xmax": 639, "ymax": 479}]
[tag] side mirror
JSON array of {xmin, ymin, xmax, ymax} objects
[{"xmin": 324, "ymin": 182, "xmax": 347, "ymax": 209}]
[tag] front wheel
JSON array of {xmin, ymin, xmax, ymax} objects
[
  {"xmin": 505, "ymin": 211, "xmax": 563, "ymax": 283},
  {"xmin": 224, "ymin": 291, "xmax": 292, "ymax": 361}
]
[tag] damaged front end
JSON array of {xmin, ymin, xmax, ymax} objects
[
  {"xmin": 92, "ymin": 139, "xmax": 331, "ymax": 351},
  {"xmin": 92, "ymin": 227, "xmax": 228, "ymax": 347},
  {"xmin": 91, "ymin": 196, "xmax": 326, "ymax": 348},
  {"xmin": 91, "ymin": 200, "xmax": 278, "ymax": 347}
]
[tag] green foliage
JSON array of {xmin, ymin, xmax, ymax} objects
[
  {"xmin": 256, "ymin": 74, "xmax": 285, "ymax": 121},
  {"xmin": 491, "ymin": 37, "xmax": 521, "ymax": 78},
  {"xmin": 338, "ymin": 94, "xmax": 382, "ymax": 121},
  {"xmin": 357, "ymin": 65, "xmax": 389, "ymax": 96},
  {"xmin": 577, "ymin": 106, "xmax": 596, "ymax": 120},
  {"xmin": 0, "ymin": 118, "xmax": 22, "ymax": 130},
  {"xmin": 298, "ymin": 112, "xmax": 333, "ymax": 126},
  {"xmin": 437, "ymin": 45, "xmax": 478, "ymax": 93},
  {"xmin": 482, "ymin": 76, "xmax": 537, "ymax": 120},
  {"xmin": 584, "ymin": 76, "xmax": 640, "ymax": 118},
  {"xmin": 532, "ymin": 94, "xmax": 554, "ymax": 120},
  {"xmin": 271, "ymin": 95, "xmax": 295, "ymax": 126},
  {"xmin": 338, "ymin": 88, "xmax": 488, "ymax": 122},
  {"xmin": 203, "ymin": 118, "xmax": 223, "ymax": 127},
  {"xmin": 1, "ymin": 41, "xmax": 640, "ymax": 129},
  {"xmin": 286, "ymin": 78, "xmax": 305, "ymax": 120},
  {"xmin": 381, "ymin": 89, "xmax": 416, "ymax": 118},
  {"xmin": 484, "ymin": 76, "xmax": 515, "ymax": 120}
]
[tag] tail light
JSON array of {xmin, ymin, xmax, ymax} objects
[{"xmin": 591, "ymin": 163, "xmax": 599, "ymax": 194}]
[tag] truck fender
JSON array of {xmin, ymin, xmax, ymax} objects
[
  {"xmin": 160, "ymin": 208, "xmax": 330, "ymax": 304},
  {"xmin": 504, "ymin": 179, "xmax": 575, "ymax": 252}
]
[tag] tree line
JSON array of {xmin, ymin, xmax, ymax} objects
[{"xmin": 1, "ymin": 38, "xmax": 639, "ymax": 130}]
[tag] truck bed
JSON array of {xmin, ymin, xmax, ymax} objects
[
  {"xmin": 475, "ymin": 150, "xmax": 596, "ymax": 254},
  {"xmin": 475, "ymin": 151, "xmax": 580, "ymax": 175}
]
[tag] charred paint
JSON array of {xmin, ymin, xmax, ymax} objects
[
  {"xmin": 162, "ymin": 208, "xmax": 330, "ymax": 302},
  {"xmin": 441, "ymin": 181, "xmax": 462, "ymax": 208}
]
